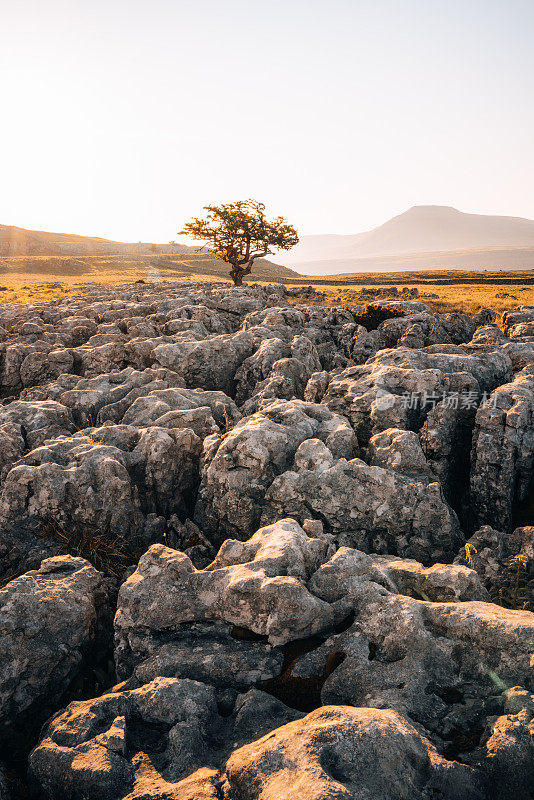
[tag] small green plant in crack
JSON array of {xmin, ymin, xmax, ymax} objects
[
  {"xmin": 464, "ymin": 544, "xmax": 531, "ymax": 610},
  {"xmin": 490, "ymin": 554, "xmax": 531, "ymax": 611},
  {"xmin": 464, "ymin": 542, "xmax": 477, "ymax": 569}
]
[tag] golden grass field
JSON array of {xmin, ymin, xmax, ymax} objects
[
  {"xmin": 309, "ymin": 283, "xmax": 534, "ymax": 315},
  {"xmin": 0, "ymin": 256, "xmax": 533, "ymax": 317}
]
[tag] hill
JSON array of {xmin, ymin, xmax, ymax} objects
[
  {"xmin": 0, "ymin": 225, "xmax": 299, "ymax": 282},
  {"xmin": 0, "ymin": 224, "xmax": 193, "ymax": 257},
  {"xmin": 282, "ymin": 206, "xmax": 534, "ymax": 273},
  {"xmin": 0, "ymin": 252, "xmax": 298, "ymax": 284}
]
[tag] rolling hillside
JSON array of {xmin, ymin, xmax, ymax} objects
[
  {"xmin": 0, "ymin": 225, "xmax": 299, "ymax": 282},
  {"xmin": 0, "ymin": 224, "xmax": 192, "ymax": 257}
]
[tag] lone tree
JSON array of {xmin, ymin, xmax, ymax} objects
[{"xmin": 179, "ymin": 199, "xmax": 298, "ymax": 286}]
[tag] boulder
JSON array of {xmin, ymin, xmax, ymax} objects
[
  {"xmin": 324, "ymin": 347, "xmax": 510, "ymax": 447},
  {"xmin": 368, "ymin": 427, "xmax": 434, "ymax": 483},
  {"xmin": 114, "ymin": 519, "xmax": 338, "ymax": 685},
  {"xmin": 224, "ymin": 705, "xmax": 482, "ymax": 800},
  {"xmin": 470, "ymin": 368, "xmax": 534, "ymax": 531},
  {"xmin": 0, "ymin": 556, "xmax": 111, "ymax": 748},
  {"xmin": 194, "ymin": 399, "xmax": 355, "ymax": 543},
  {"xmin": 298, "ymin": 550, "xmax": 534, "ymax": 748},
  {"xmin": 261, "ymin": 443, "xmax": 462, "ymax": 563},
  {"xmin": 154, "ymin": 330, "xmax": 255, "ymax": 395},
  {"xmin": 0, "ymin": 425, "xmax": 202, "ymax": 567},
  {"xmin": 471, "ymin": 687, "xmax": 534, "ymax": 800},
  {"xmin": 29, "ymin": 679, "xmax": 300, "ymax": 800}
]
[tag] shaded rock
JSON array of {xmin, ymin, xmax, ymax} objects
[
  {"xmin": 234, "ymin": 338, "xmax": 289, "ymax": 405},
  {"xmin": 471, "ymin": 687, "xmax": 534, "ymax": 800},
  {"xmin": 300, "ymin": 554, "xmax": 534, "ymax": 747},
  {"xmin": 470, "ymin": 368, "xmax": 534, "ymax": 531},
  {"xmin": 0, "ymin": 399, "xmax": 74, "ymax": 481},
  {"xmin": 22, "ymin": 366, "xmax": 186, "ymax": 427},
  {"xmin": 303, "ymin": 370, "xmax": 330, "ymax": 403},
  {"xmin": 473, "ymin": 308, "xmax": 497, "ymax": 326},
  {"xmin": 0, "ymin": 556, "xmax": 111, "ymax": 749},
  {"xmin": 455, "ymin": 524, "xmax": 534, "ymax": 608},
  {"xmin": 324, "ymin": 347, "xmax": 510, "ymax": 447},
  {"xmin": 501, "ymin": 306, "xmax": 534, "ymax": 339},
  {"xmin": 417, "ymin": 372, "xmax": 480, "ymax": 524},
  {"xmin": 19, "ymin": 347, "xmax": 74, "ymax": 388}
]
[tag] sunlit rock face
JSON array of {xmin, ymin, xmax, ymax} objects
[{"xmin": 1, "ymin": 282, "xmax": 533, "ymax": 800}]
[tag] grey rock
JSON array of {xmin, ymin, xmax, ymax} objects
[
  {"xmin": 470, "ymin": 368, "xmax": 534, "ymax": 531},
  {"xmin": 223, "ymin": 705, "xmax": 483, "ymax": 800},
  {"xmin": 261, "ymin": 448, "xmax": 461, "ymax": 563},
  {"xmin": 154, "ymin": 330, "xmax": 255, "ymax": 395},
  {"xmin": 0, "ymin": 424, "xmax": 202, "ymax": 560},
  {"xmin": 0, "ymin": 555, "xmax": 111, "ymax": 745},
  {"xmin": 114, "ymin": 519, "xmax": 338, "ymax": 686},
  {"xmin": 369, "ymin": 427, "xmax": 434, "ymax": 483},
  {"xmin": 194, "ymin": 399, "xmax": 355, "ymax": 543}
]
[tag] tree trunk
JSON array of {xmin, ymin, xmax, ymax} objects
[{"xmin": 229, "ymin": 265, "xmax": 245, "ymax": 286}]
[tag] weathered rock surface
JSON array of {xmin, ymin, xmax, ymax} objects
[
  {"xmin": 29, "ymin": 678, "xmax": 300, "ymax": 800},
  {"xmin": 114, "ymin": 519, "xmax": 338, "ymax": 684},
  {"xmin": 3, "ymin": 282, "xmax": 534, "ymax": 799},
  {"xmin": 470, "ymin": 367, "xmax": 534, "ymax": 531},
  {"xmin": 292, "ymin": 546, "xmax": 534, "ymax": 751},
  {"xmin": 470, "ymin": 687, "xmax": 534, "ymax": 800},
  {"xmin": 261, "ymin": 442, "xmax": 461, "ymax": 563},
  {"xmin": 194, "ymin": 399, "xmax": 356, "ymax": 543},
  {"xmin": 368, "ymin": 426, "xmax": 434, "ymax": 482},
  {"xmin": 154, "ymin": 330, "xmax": 255, "ymax": 395},
  {"xmin": 0, "ymin": 424, "xmax": 202, "ymax": 577},
  {"xmin": 324, "ymin": 346, "xmax": 511, "ymax": 447},
  {"xmin": 223, "ymin": 705, "xmax": 483, "ymax": 800},
  {"xmin": 0, "ymin": 556, "xmax": 111, "ymax": 748}
]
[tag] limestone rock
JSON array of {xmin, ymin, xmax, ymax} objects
[
  {"xmin": 262, "ymin": 449, "xmax": 462, "ymax": 563},
  {"xmin": 0, "ymin": 556, "xmax": 111, "ymax": 747},
  {"xmin": 223, "ymin": 705, "xmax": 482, "ymax": 800},
  {"xmin": 0, "ymin": 425, "xmax": 202, "ymax": 563},
  {"xmin": 29, "ymin": 678, "xmax": 300, "ymax": 800},
  {"xmin": 470, "ymin": 368, "xmax": 534, "ymax": 531},
  {"xmin": 194, "ymin": 399, "xmax": 356, "ymax": 543}
]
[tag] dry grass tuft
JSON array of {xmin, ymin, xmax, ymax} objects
[{"xmin": 37, "ymin": 519, "xmax": 136, "ymax": 577}]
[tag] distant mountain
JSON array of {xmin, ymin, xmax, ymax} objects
[{"xmin": 284, "ymin": 206, "xmax": 534, "ymax": 273}]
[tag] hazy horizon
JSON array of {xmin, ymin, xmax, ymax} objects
[{"xmin": 2, "ymin": 0, "xmax": 533, "ymax": 243}]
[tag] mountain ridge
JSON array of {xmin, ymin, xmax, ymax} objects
[{"xmin": 282, "ymin": 206, "xmax": 534, "ymax": 271}]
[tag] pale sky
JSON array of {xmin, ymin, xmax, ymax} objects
[{"xmin": 1, "ymin": 0, "xmax": 533, "ymax": 243}]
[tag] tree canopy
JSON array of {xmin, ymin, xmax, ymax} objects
[{"xmin": 179, "ymin": 199, "xmax": 298, "ymax": 285}]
